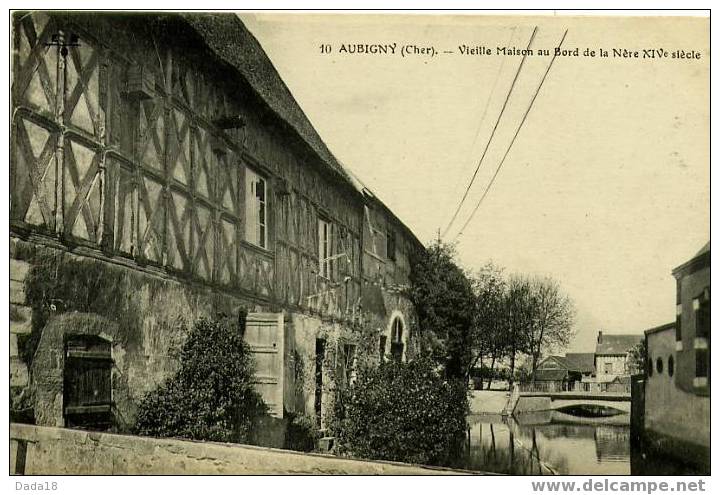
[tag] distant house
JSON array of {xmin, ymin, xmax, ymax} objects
[
  {"xmin": 531, "ymin": 334, "xmax": 641, "ymax": 393},
  {"xmin": 533, "ymin": 352, "xmax": 595, "ymax": 391},
  {"xmin": 642, "ymin": 242, "xmax": 709, "ymax": 472},
  {"xmin": 564, "ymin": 352, "xmax": 595, "ymax": 379},
  {"xmin": 594, "ymin": 331, "xmax": 643, "ymax": 381},
  {"xmin": 534, "ymin": 356, "xmax": 573, "ymax": 391}
]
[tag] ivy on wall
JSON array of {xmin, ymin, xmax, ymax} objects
[{"xmin": 14, "ymin": 239, "xmax": 240, "ymax": 368}]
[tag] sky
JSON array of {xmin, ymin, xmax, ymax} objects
[{"xmin": 240, "ymin": 13, "xmax": 709, "ymax": 352}]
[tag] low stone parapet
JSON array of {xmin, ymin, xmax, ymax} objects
[{"xmin": 10, "ymin": 423, "xmax": 475, "ymax": 475}]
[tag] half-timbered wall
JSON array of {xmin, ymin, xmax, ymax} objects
[
  {"xmin": 12, "ymin": 13, "xmax": 105, "ymax": 243},
  {"xmin": 11, "ymin": 13, "xmax": 363, "ymax": 319},
  {"xmin": 12, "ymin": 12, "xmax": 427, "ymax": 432}
]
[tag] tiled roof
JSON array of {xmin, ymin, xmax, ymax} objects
[
  {"xmin": 595, "ymin": 334, "xmax": 643, "ymax": 356},
  {"xmin": 546, "ymin": 355, "xmax": 570, "ymax": 368},
  {"xmin": 539, "ymin": 354, "xmax": 595, "ymax": 374},
  {"xmin": 534, "ymin": 369, "xmax": 568, "ymax": 381},
  {"xmin": 177, "ymin": 14, "xmax": 425, "ymax": 248},
  {"xmin": 644, "ymin": 322, "xmax": 674, "ymax": 336},
  {"xmin": 180, "ymin": 13, "xmax": 352, "ymax": 182},
  {"xmin": 564, "ymin": 353, "xmax": 595, "ymax": 373}
]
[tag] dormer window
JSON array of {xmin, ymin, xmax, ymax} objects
[{"xmin": 387, "ymin": 228, "xmax": 396, "ymax": 261}]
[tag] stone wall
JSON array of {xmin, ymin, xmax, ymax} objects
[
  {"xmin": 645, "ymin": 326, "xmax": 710, "ymax": 451},
  {"xmin": 595, "ymin": 355, "xmax": 627, "ymax": 380},
  {"xmin": 11, "ymin": 234, "xmax": 420, "ymax": 436},
  {"xmin": 284, "ymin": 313, "xmax": 352, "ymax": 429},
  {"xmin": 10, "ymin": 423, "xmax": 467, "ymax": 475},
  {"xmin": 10, "ymin": 259, "xmax": 33, "ymax": 421},
  {"xmin": 10, "ymin": 237, "xmax": 260, "ymax": 429}
]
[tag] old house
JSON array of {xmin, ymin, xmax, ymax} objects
[
  {"xmin": 10, "ymin": 12, "xmax": 423, "ymax": 434},
  {"xmin": 533, "ymin": 353, "xmax": 594, "ymax": 392},
  {"xmin": 564, "ymin": 352, "xmax": 595, "ymax": 381},
  {"xmin": 593, "ymin": 332, "xmax": 642, "ymax": 382},
  {"xmin": 642, "ymin": 242, "xmax": 710, "ymax": 471},
  {"xmin": 533, "ymin": 337, "xmax": 641, "ymax": 394}
]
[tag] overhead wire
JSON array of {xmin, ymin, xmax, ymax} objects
[
  {"xmin": 465, "ymin": 26, "xmax": 519, "ymax": 157},
  {"xmin": 453, "ymin": 29, "xmax": 569, "ymax": 241},
  {"xmin": 441, "ymin": 26, "xmax": 538, "ymax": 239}
]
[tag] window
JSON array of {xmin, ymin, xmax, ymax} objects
[
  {"xmin": 392, "ymin": 317, "xmax": 403, "ymax": 342},
  {"xmin": 696, "ymin": 349, "xmax": 709, "ymax": 378},
  {"xmin": 656, "ymin": 357, "xmax": 664, "ymax": 374},
  {"xmin": 604, "ymin": 362, "xmax": 613, "ymax": 374},
  {"xmin": 675, "ymin": 282, "xmax": 683, "ymax": 343},
  {"xmin": 318, "ymin": 218, "xmax": 334, "ymax": 279},
  {"xmin": 695, "ymin": 288, "xmax": 710, "ymax": 339},
  {"xmin": 387, "ymin": 229, "xmax": 396, "ymax": 261},
  {"xmin": 668, "ymin": 355, "xmax": 675, "ymax": 377},
  {"xmin": 245, "ymin": 168, "xmax": 267, "ymax": 248},
  {"xmin": 390, "ymin": 317, "xmax": 404, "ymax": 362}
]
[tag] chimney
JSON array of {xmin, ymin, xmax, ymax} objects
[{"xmin": 597, "ymin": 331, "xmax": 603, "ymax": 344}]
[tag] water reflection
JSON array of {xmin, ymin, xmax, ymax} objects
[
  {"xmin": 449, "ymin": 411, "xmax": 707, "ymax": 475},
  {"xmin": 459, "ymin": 412, "xmax": 631, "ymax": 475}
]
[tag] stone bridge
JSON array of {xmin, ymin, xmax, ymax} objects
[{"xmin": 515, "ymin": 391, "xmax": 631, "ymax": 414}]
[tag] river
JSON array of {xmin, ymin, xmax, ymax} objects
[{"xmin": 448, "ymin": 412, "xmax": 703, "ymax": 475}]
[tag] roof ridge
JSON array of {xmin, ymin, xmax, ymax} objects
[{"xmin": 181, "ymin": 13, "xmax": 424, "ymax": 249}]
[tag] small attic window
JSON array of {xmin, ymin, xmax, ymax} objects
[{"xmin": 387, "ymin": 229, "xmax": 396, "ymax": 261}]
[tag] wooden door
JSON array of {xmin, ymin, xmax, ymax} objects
[
  {"xmin": 63, "ymin": 335, "xmax": 112, "ymax": 429},
  {"xmin": 244, "ymin": 313, "xmax": 284, "ymax": 418}
]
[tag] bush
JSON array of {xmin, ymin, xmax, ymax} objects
[
  {"xmin": 134, "ymin": 316, "xmax": 268, "ymax": 443},
  {"xmin": 284, "ymin": 411, "xmax": 320, "ymax": 452},
  {"xmin": 332, "ymin": 358, "xmax": 468, "ymax": 465},
  {"xmin": 10, "ymin": 387, "xmax": 35, "ymax": 424}
]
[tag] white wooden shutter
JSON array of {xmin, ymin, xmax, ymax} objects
[{"xmin": 244, "ymin": 312, "xmax": 285, "ymax": 418}]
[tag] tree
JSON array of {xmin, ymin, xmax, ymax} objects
[
  {"xmin": 524, "ymin": 276, "xmax": 576, "ymax": 382},
  {"xmin": 468, "ymin": 263, "xmax": 509, "ymax": 389},
  {"xmin": 134, "ymin": 315, "xmax": 268, "ymax": 443},
  {"xmin": 504, "ymin": 275, "xmax": 534, "ymax": 384},
  {"xmin": 408, "ymin": 241, "xmax": 476, "ymax": 380},
  {"xmin": 626, "ymin": 340, "xmax": 647, "ymax": 376}
]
